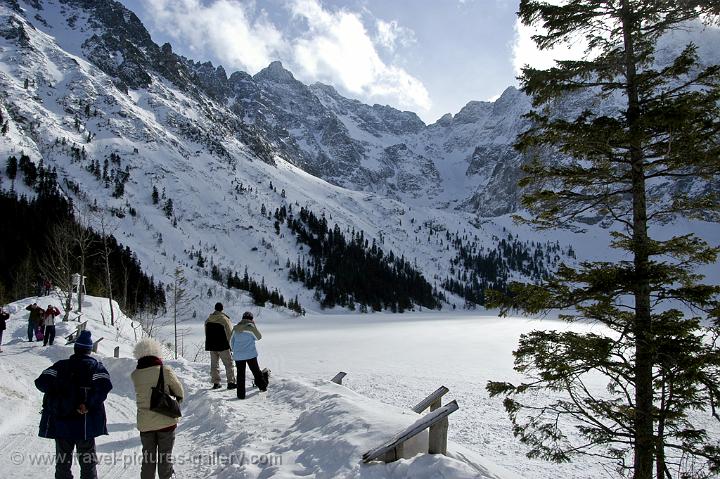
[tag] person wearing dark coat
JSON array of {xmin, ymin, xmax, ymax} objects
[
  {"xmin": 35, "ymin": 330, "xmax": 113, "ymax": 479},
  {"xmin": 0, "ymin": 307, "xmax": 9, "ymax": 352},
  {"xmin": 26, "ymin": 303, "xmax": 43, "ymax": 342},
  {"xmin": 204, "ymin": 302, "xmax": 236, "ymax": 389}
]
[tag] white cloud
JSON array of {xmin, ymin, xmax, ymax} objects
[
  {"xmin": 139, "ymin": 0, "xmax": 430, "ymax": 113},
  {"xmin": 141, "ymin": 0, "xmax": 285, "ymax": 74},
  {"xmin": 375, "ymin": 19, "xmax": 415, "ymax": 51},
  {"xmin": 288, "ymin": 0, "xmax": 429, "ymax": 111}
]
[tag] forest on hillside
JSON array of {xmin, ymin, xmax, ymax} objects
[{"xmin": 1, "ymin": 154, "xmax": 165, "ymax": 316}]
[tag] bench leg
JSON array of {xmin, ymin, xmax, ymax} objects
[
  {"xmin": 429, "ymin": 417, "xmax": 449, "ymax": 455},
  {"xmin": 382, "ymin": 443, "xmax": 404, "ymax": 463}
]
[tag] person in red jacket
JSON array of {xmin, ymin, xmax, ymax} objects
[{"xmin": 42, "ymin": 305, "xmax": 61, "ymax": 346}]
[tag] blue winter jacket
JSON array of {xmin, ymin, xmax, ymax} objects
[
  {"xmin": 35, "ymin": 353, "xmax": 113, "ymax": 440},
  {"xmin": 230, "ymin": 319, "xmax": 262, "ymax": 361}
]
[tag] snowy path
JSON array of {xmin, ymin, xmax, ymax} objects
[{"xmin": 0, "ymin": 298, "xmax": 508, "ymax": 479}]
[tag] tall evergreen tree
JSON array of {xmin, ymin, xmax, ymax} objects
[
  {"xmin": 5, "ymin": 156, "xmax": 17, "ymax": 190},
  {"xmin": 486, "ymin": 2, "xmax": 720, "ymax": 478}
]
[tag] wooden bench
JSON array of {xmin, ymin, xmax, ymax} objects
[
  {"xmin": 92, "ymin": 337, "xmax": 103, "ymax": 353},
  {"xmin": 330, "ymin": 372, "xmax": 347, "ymax": 385},
  {"xmin": 65, "ymin": 320, "xmax": 88, "ymax": 344},
  {"xmin": 362, "ymin": 400, "xmax": 459, "ymax": 463},
  {"xmin": 412, "ymin": 386, "xmax": 449, "ymax": 413}
]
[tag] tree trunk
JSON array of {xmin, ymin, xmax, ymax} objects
[
  {"xmin": 103, "ymin": 238, "xmax": 114, "ymax": 326},
  {"xmin": 77, "ymin": 259, "xmax": 84, "ymax": 313},
  {"xmin": 620, "ymin": 3, "xmax": 654, "ymax": 478},
  {"xmin": 173, "ymin": 279, "xmax": 178, "ymax": 360}
]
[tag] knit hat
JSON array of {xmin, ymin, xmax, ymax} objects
[
  {"xmin": 242, "ymin": 311, "xmax": 253, "ymax": 320},
  {"xmin": 75, "ymin": 330, "xmax": 93, "ymax": 351},
  {"xmin": 215, "ymin": 302, "xmax": 223, "ymax": 311}
]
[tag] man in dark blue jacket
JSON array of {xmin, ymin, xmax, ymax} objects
[{"xmin": 35, "ymin": 330, "xmax": 113, "ymax": 479}]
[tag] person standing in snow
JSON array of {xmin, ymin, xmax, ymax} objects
[
  {"xmin": 230, "ymin": 311, "xmax": 268, "ymax": 399},
  {"xmin": 35, "ymin": 330, "xmax": 113, "ymax": 479},
  {"xmin": 204, "ymin": 302, "xmax": 236, "ymax": 390},
  {"xmin": 25, "ymin": 302, "xmax": 43, "ymax": 342},
  {"xmin": 0, "ymin": 306, "xmax": 9, "ymax": 352},
  {"xmin": 42, "ymin": 304, "xmax": 61, "ymax": 346},
  {"xmin": 131, "ymin": 338, "xmax": 184, "ymax": 479}
]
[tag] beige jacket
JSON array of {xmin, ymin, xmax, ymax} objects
[{"xmin": 131, "ymin": 364, "xmax": 184, "ymax": 432}]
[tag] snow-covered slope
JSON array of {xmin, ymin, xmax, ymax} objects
[
  {"xmin": 0, "ymin": 0, "xmax": 576, "ymax": 311},
  {"xmin": 0, "ymin": 294, "xmax": 519, "ymax": 479},
  {"xmin": 0, "ymin": 0, "xmax": 717, "ymax": 314}
]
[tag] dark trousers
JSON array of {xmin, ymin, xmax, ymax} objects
[
  {"xmin": 235, "ymin": 357, "xmax": 266, "ymax": 398},
  {"xmin": 44, "ymin": 325, "xmax": 56, "ymax": 346},
  {"xmin": 140, "ymin": 430, "xmax": 175, "ymax": 479},
  {"xmin": 55, "ymin": 438, "xmax": 97, "ymax": 479},
  {"xmin": 28, "ymin": 321, "xmax": 35, "ymax": 341}
]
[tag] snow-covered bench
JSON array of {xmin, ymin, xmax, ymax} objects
[
  {"xmin": 362, "ymin": 400, "xmax": 459, "ymax": 463},
  {"xmin": 92, "ymin": 337, "xmax": 103, "ymax": 353}
]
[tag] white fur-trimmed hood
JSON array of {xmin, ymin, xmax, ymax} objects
[{"xmin": 133, "ymin": 338, "xmax": 164, "ymax": 359}]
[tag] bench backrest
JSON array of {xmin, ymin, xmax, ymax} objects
[{"xmin": 362, "ymin": 400, "xmax": 459, "ymax": 463}]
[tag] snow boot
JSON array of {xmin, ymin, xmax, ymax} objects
[
  {"xmin": 227, "ymin": 382, "xmax": 237, "ymax": 390},
  {"xmin": 212, "ymin": 383, "xmax": 221, "ymax": 390}
]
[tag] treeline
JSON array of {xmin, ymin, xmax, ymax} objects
[
  {"xmin": 224, "ymin": 267, "xmax": 304, "ymax": 314},
  {"xmin": 1, "ymin": 155, "xmax": 165, "ymax": 315},
  {"xmin": 442, "ymin": 231, "xmax": 573, "ymax": 306},
  {"xmin": 283, "ymin": 206, "xmax": 442, "ymax": 312}
]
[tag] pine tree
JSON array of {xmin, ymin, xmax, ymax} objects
[
  {"xmin": 5, "ymin": 156, "xmax": 17, "ymax": 190},
  {"xmin": 487, "ymin": 2, "xmax": 720, "ymax": 479},
  {"xmin": 152, "ymin": 185, "xmax": 159, "ymax": 204},
  {"xmin": 163, "ymin": 198, "xmax": 174, "ymax": 218}
]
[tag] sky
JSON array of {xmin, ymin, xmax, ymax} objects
[{"xmin": 118, "ymin": 0, "xmax": 568, "ymax": 124}]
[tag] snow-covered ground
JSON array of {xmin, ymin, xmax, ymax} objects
[
  {"xmin": 4, "ymin": 287, "xmax": 720, "ymax": 479},
  {"xmin": 0, "ymin": 294, "xmax": 527, "ymax": 479}
]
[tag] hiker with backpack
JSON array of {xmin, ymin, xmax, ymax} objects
[
  {"xmin": 34, "ymin": 330, "xmax": 113, "ymax": 479},
  {"xmin": 42, "ymin": 304, "xmax": 61, "ymax": 346},
  {"xmin": 204, "ymin": 302, "xmax": 236, "ymax": 390},
  {"xmin": 131, "ymin": 338, "xmax": 184, "ymax": 479},
  {"xmin": 230, "ymin": 311, "xmax": 269, "ymax": 399}
]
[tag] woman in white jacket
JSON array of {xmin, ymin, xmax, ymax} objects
[{"xmin": 131, "ymin": 338, "xmax": 184, "ymax": 479}]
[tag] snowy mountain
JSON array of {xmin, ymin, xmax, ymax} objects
[
  {"xmin": 0, "ymin": 0, "xmax": 536, "ymax": 217},
  {"xmin": 0, "ymin": 0, "xmax": 574, "ymax": 311},
  {"xmin": 0, "ymin": 0, "xmax": 717, "ymax": 313}
]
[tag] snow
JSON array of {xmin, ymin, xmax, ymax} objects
[
  {"xmin": 0, "ymin": 3, "xmax": 719, "ymax": 477},
  {"xmin": 0, "ymin": 295, "xmax": 524, "ymax": 479},
  {"xmin": 9, "ymin": 292, "xmax": 715, "ymax": 479}
]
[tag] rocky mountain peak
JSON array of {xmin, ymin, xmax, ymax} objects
[
  {"xmin": 253, "ymin": 60, "xmax": 297, "ymax": 84},
  {"xmin": 452, "ymin": 100, "xmax": 493, "ymax": 125},
  {"xmin": 433, "ymin": 113, "xmax": 454, "ymax": 127}
]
